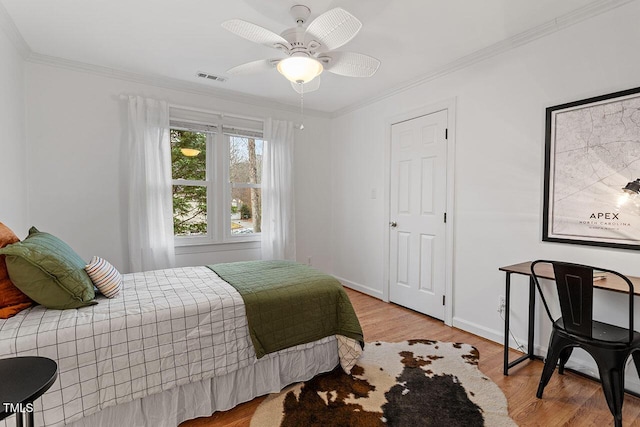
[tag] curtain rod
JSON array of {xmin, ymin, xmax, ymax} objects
[{"xmin": 119, "ymin": 95, "xmax": 264, "ymax": 124}]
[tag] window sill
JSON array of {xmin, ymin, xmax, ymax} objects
[{"xmin": 175, "ymin": 240, "xmax": 261, "ymax": 255}]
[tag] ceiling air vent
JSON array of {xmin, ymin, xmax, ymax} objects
[{"xmin": 197, "ymin": 72, "xmax": 227, "ymax": 83}]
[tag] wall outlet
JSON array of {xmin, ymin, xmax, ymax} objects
[{"xmin": 497, "ymin": 295, "xmax": 506, "ymax": 314}]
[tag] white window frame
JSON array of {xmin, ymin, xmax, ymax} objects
[{"xmin": 170, "ymin": 113, "xmax": 264, "ymax": 247}]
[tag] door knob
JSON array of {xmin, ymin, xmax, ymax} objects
[{"xmin": 389, "ymin": 221, "xmax": 397, "ymax": 228}]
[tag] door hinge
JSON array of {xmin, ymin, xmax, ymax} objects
[
  {"xmin": 442, "ymin": 295, "xmax": 446, "ymax": 306},
  {"xmin": 444, "ymin": 212, "xmax": 447, "ymax": 223},
  {"xmin": 445, "ymin": 128, "xmax": 448, "ymax": 140}
]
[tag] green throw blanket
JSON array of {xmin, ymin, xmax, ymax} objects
[{"xmin": 208, "ymin": 260, "xmax": 364, "ymax": 358}]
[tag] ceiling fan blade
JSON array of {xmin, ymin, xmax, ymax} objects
[
  {"xmin": 291, "ymin": 77, "xmax": 321, "ymax": 94},
  {"xmin": 222, "ymin": 19, "xmax": 291, "ymax": 50},
  {"xmin": 321, "ymin": 52, "xmax": 380, "ymax": 77},
  {"xmin": 305, "ymin": 8, "xmax": 362, "ymax": 51},
  {"xmin": 227, "ymin": 59, "xmax": 280, "ymax": 75}
]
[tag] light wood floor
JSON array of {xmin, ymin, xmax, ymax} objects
[{"xmin": 181, "ymin": 288, "xmax": 640, "ymax": 427}]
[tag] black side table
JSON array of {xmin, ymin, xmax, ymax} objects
[{"xmin": 0, "ymin": 357, "xmax": 58, "ymax": 427}]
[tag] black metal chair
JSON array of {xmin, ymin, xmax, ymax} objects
[{"xmin": 531, "ymin": 260, "xmax": 640, "ymax": 427}]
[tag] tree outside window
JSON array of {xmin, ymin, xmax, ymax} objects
[
  {"xmin": 171, "ymin": 129, "xmax": 207, "ymax": 236},
  {"xmin": 229, "ymin": 136, "xmax": 263, "ymax": 235}
]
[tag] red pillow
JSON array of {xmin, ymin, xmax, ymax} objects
[{"xmin": 0, "ymin": 222, "xmax": 33, "ymax": 318}]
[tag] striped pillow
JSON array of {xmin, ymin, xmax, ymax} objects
[{"xmin": 85, "ymin": 256, "xmax": 122, "ymax": 298}]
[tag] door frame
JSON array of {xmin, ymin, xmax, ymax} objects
[{"xmin": 383, "ymin": 98, "xmax": 456, "ymax": 326}]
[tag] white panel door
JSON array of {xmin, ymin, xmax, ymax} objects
[{"xmin": 389, "ymin": 110, "xmax": 448, "ymax": 319}]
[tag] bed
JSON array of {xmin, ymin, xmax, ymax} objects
[{"xmin": 0, "ymin": 261, "xmax": 363, "ymax": 427}]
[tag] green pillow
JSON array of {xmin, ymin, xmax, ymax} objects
[{"xmin": 0, "ymin": 227, "xmax": 96, "ymax": 309}]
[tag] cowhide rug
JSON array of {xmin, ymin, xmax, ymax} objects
[{"xmin": 250, "ymin": 340, "xmax": 516, "ymax": 427}]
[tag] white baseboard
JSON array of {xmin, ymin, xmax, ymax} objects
[
  {"xmin": 452, "ymin": 317, "xmax": 504, "ymax": 345},
  {"xmin": 453, "ymin": 316, "xmax": 529, "ymax": 353},
  {"xmin": 335, "ymin": 276, "xmax": 384, "ymax": 299}
]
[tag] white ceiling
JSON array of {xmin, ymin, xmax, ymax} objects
[{"xmin": 1, "ymin": 0, "xmax": 612, "ymax": 113}]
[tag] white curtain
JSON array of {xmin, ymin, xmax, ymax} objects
[
  {"xmin": 261, "ymin": 119, "xmax": 296, "ymax": 260},
  {"xmin": 127, "ymin": 95, "xmax": 175, "ymax": 272}
]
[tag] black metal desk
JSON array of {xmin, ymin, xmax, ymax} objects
[
  {"xmin": 499, "ymin": 261, "xmax": 640, "ymax": 376},
  {"xmin": 0, "ymin": 357, "xmax": 58, "ymax": 427}
]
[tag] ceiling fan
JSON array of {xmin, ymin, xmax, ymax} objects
[{"xmin": 221, "ymin": 5, "xmax": 380, "ymax": 94}]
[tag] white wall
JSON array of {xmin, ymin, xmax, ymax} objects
[
  {"xmin": 0, "ymin": 21, "xmax": 27, "ymax": 233},
  {"xmin": 24, "ymin": 62, "xmax": 332, "ymax": 274},
  {"xmin": 330, "ymin": 2, "xmax": 640, "ymax": 386}
]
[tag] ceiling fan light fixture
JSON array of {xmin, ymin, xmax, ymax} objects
[{"xmin": 277, "ymin": 56, "xmax": 323, "ymax": 84}]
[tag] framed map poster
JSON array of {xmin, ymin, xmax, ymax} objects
[{"xmin": 543, "ymin": 86, "xmax": 640, "ymax": 250}]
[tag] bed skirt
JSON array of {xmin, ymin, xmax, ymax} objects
[{"xmin": 2, "ymin": 336, "xmax": 338, "ymax": 427}]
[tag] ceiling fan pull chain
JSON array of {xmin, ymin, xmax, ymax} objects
[{"xmin": 299, "ymin": 82, "xmax": 305, "ymax": 130}]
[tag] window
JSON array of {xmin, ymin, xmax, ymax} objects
[
  {"xmin": 229, "ymin": 135, "xmax": 263, "ymax": 235},
  {"xmin": 170, "ymin": 111, "xmax": 263, "ymax": 245},
  {"xmin": 171, "ymin": 128, "xmax": 209, "ymax": 237}
]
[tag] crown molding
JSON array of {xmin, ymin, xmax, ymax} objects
[
  {"xmin": 0, "ymin": 0, "xmax": 30, "ymax": 58},
  {"xmin": 331, "ymin": 0, "xmax": 636, "ymax": 118},
  {"xmin": 4, "ymin": 0, "xmax": 634, "ymax": 118},
  {"xmin": 25, "ymin": 52, "xmax": 332, "ymax": 119}
]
